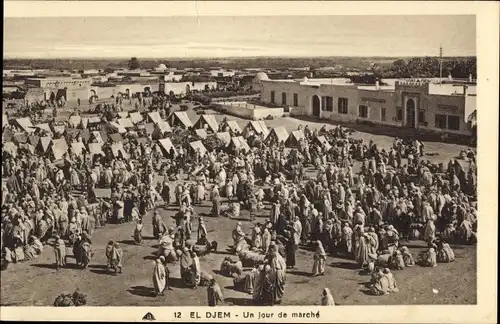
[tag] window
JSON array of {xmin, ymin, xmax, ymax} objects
[
  {"xmin": 281, "ymin": 92, "xmax": 287, "ymax": 105},
  {"xmin": 396, "ymin": 109, "xmax": 403, "ymax": 121},
  {"xmin": 325, "ymin": 96, "xmax": 334, "ymax": 112},
  {"xmin": 418, "ymin": 110, "xmax": 426, "ymax": 125},
  {"xmin": 447, "ymin": 115, "xmax": 460, "ymax": 130},
  {"xmin": 270, "ymin": 91, "xmax": 275, "ymax": 104},
  {"xmin": 435, "ymin": 114, "xmax": 447, "ymax": 129},
  {"xmin": 338, "ymin": 97, "xmax": 348, "ymax": 114},
  {"xmin": 381, "ymin": 108, "xmax": 386, "ymax": 121},
  {"xmin": 293, "ymin": 93, "xmax": 298, "ymax": 107},
  {"xmin": 358, "ymin": 105, "xmax": 368, "ymax": 118}
]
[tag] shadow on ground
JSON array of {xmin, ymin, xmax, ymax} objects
[
  {"xmin": 224, "ymin": 297, "xmax": 251, "ymax": 306},
  {"xmin": 128, "ymin": 286, "xmax": 157, "ymax": 298},
  {"xmin": 330, "ymin": 262, "xmax": 360, "ymax": 270}
]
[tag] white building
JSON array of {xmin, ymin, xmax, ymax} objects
[{"xmin": 254, "ymin": 73, "xmax": 476, "ymax": 136}]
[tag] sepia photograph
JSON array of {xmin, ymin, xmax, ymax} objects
[{"xmin": 1, "ymin": 1, "xmax": 498, "ymax": 322}]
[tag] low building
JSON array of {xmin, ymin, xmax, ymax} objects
[
  {"xmin": 255, "ymin": 73, "xmax": 476, "ymax": 136},
  {"xmin": 24, "ymin": 77, "xmax": 93, "ymax": 102}
]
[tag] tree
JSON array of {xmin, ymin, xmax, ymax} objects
[
  {"xmin": 389, "ymin": 59, "xmax": 411, "ymax": 78},
  {"xmin": 128, "ymin": 57, "xmax": 140, "ymax": 70}
]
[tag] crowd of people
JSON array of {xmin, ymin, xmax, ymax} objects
[{"xmin": 1, "ymin": 98, "xmax": 477, "ymax": 305}]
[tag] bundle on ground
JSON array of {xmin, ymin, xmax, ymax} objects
[
  {"xmin": 220, "ymin": 256, "xmax": 243, "ymax": 277},
  {"xmin": 238, "ymin": 250, "xmax": 265, "ymax": 268}
]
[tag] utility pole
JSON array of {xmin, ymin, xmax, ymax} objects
[{"xmin": 439, "ymin": 45, "xmax": 443, "ymax": 84}]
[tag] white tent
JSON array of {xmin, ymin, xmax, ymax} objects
[
  {"xmin": 117, "ymin": 118, "xmax": 134, "ymax": 129},
  {"xmin": 158, "ymin": 138, "xmax": 177, "ymax": 155},
  {"xmin": 194, "ymin": 114, "xmax": 219, "ymax": 133},
  {"xmin": 189, "ymin": 140, "xmax": 208, "ymax": 157},
  {"xmin": 216, "ymin": 132, "xmax": 232, "ymax": 146},
  {"xmin": 109, "ymin": 122, "xmax": 127, "ymax": 134},
  {"xmin": 129, "ymin": 112, "xmax": 144, "ymax": 124},
  {"xmin": 229, "ymin": 136, "xmax": 251, "ymax": 152},
  {"xmin": 265, "ymin": 126, "xmax": 289, "ymax": 144},
  {"xmin": 168, "ymin": 112, "xmax": 193, "ymax": 129}
]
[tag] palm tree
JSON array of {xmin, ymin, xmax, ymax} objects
[{"xmin": 467, "ymin": 109, "xmax": 477, "ymax": 127}]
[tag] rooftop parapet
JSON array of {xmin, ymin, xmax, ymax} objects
[{"xmin": 395, "ymin": 79, "xmax": 430, "ymax": 92}]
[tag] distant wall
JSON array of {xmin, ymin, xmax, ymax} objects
[
  {"xmin": 25, "ymin": 88, "xmax": 45, "ymax": 102},
  {"xmin": 218, "ymin": 101, "xmax": 284, "ymax": 120},
  {"xmin": 164, "ymin": 82, "xmax": 217, "ymax": 95}
]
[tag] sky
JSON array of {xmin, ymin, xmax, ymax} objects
[{"xmin": 3, "ymin": 15, "xmax": 476, "ymax": 59}]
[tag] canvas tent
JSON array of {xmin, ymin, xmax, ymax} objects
[
  {"xmin": 136, "ymin": 137, "xmax": 149, "ymax": 146},
  {"xmin": 109, "ymin": 133, "xmax": 124, "ymax": 143},
  {"xmin": 70, "ymin": 142, "xmax": 86, "ymax": 157},
  {"xmin": 244, "ymin": 121, "xmax": 269, "ymax": 137},
  {"xmin": 110, "ymin": 142, "xmax": 129, "ymax": 159},
  {"xmin": 78, "ymin": 129, "xmax": 91, "ymax": 143},
  {"xmin": 87, "ymin": 116, "xmax": 102, "ymax": 130},
  {"xmin": 4, "ymin": 142, "xmax": 18, "ymax": 157},
  {"xmin": 168, "ymin": 112, "xmax": 193, "ymax": 129},
  {"xmin": 189, "ymin": 140, "xmax": 208, "ymax": 157},
  {"xmin": 13, "ymin": 133, "xmax": 28, "ymax": 144},
  {"xmin": 94, "ymin": 188, "xmax": 112, "ymax": 199},
  {"xmin": 147, "ymin": 111, "xmax": 163, "ymax": 124},
  {"xmin": 90, "ymin": 131, "xmax": 105, "ymax": 145},
  {"xmin": 37, "ymin": 136, "xmax": 52, "ymax": 153},
  {"xmin": 158, "ymin": 138, "xmax": 177, "ymax": 156},
  {"xmin": 152, "ymin": 121, "xmax": 172, "ymax": 140},
  {"xmin": 194, "ymin": 114, "xmax": 219, "ymax": 133},
  {"xmin": 222, "ymin": 120, "xmax": 242, "ymax": 134},
  {"xmin": 129, "ymin": 112, "xmax": 143, "ymax": 124},
  {"xmin": 33, "ymin": 123, "xmax": 53, "ymax": 136},
  {"xmin": 3, "ymin": 130, "xmax": 13, "ymax": 143},
  {"xmin": 229, "ymin": 136, "xmax": 251, "ymax": 152},
  {"xmin": 315, "ymin": 135, "xmax": 332, "ymax": 150},
  {"xmin": 117, "ymin": 118, "xmax": 135, "ymax": 129},
  {"xmin": 28, "ymin": 135, "xmax": 40, "ymax": 147},
  {"xmin": 144, "ymin": 123, "xmax": 155, "ymax": 135},
  {"xmin": 285, "ymin": 130, "xmax": 305, "ymax": 147},
  {"xmin": 14, "ymin": 118, "xmax": 34, "ymax": 133},
  {"xmin": 117, "ymin": 112, "xmax": 129, "ymax": 119},
  {"xmin": 80, "ymin": 118, "xmax": 89, "ymax": 129},
  {"xmin": 20, "ymin": 143, "xmax": 35, "ymax": 155},
  {"xmin": 216, "ymin": 132, "xmax": 232, "ymax": 147},
  {"xmin": 50, "ymin": 138, "xmax": 69, "ymax": 160},
  {"xmin": 69, "ymin": 115, "xmax": 82, "ymax": 128},
  {"xmin": 109, "ymin": 122, "xmax": 127, "ymax": 134},
  {"xmin": 52, "ymin": 124, "xmax": 66, "ymax": 135},
  {"xmin": 195, "ymin": 129, "xmax": 208, "ymax": 140},
  {"xmin": 265, "ymin": 126, "xmax": 289, "ymax": 145},
  {"xmin": 87, "ymin": 143, "xmax": 104, "ymax": 157},
  {"xmin": 156, "ymin": 120, "xmax": 172, "ymax": 133},
  {"xmin": 2, "ymin": 114, "xmax": 8, "ymax": 128}
]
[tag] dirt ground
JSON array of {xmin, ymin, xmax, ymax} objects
[{"xmin": 1, "ymin": 100, "xmax": 476, "ymax": 306}]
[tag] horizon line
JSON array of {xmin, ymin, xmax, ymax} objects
[{"xmin": 3, "ymin": 55, "xmax": 477, "ymax": 60}]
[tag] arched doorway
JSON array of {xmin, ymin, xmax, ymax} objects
[
  {"xmin": 186, "ymin": 84, "xmax": 191, "ymax": 94},
  {"xmin": 312, "ymin": 95, "xmax": 321, "ymax": 117},
  {"xmin": 406, "ymin": 98, "xmax": 416, "ymax": 128}
]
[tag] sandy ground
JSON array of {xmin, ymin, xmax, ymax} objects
[{"xmin": 1, "ymin": 99, "xmax": 476, "ymax": 306}]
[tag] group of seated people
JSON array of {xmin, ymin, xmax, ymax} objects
[{"xmin": 3, "ymin": 235, "xmax": 44, "ymax": 265}]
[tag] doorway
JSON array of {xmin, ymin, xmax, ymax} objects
[
  {"xmin": 312, "ymin": 95, "xmax": 321, "ymax": 117},
  {"xmin": 406, "ymin": 98, "xmax": 416, "ymax": 128}
]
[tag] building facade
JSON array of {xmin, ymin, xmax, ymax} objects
[
  {"xmin": 256, "ymin": 74, "xmax": 476, "ymax": 135},
  {"xmin": 25, "ymin": 77, "xmax": 93, "ymax": 102}
]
